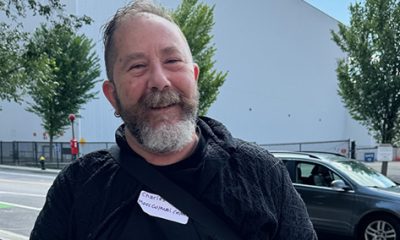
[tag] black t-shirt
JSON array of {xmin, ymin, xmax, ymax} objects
[
  {"xmin": 154, "ymin": 128, "xmax": 207, "ymax": 197},
  {"xmin": 113, "ymin": 129, "xmax": 211, "ymax": 240}
]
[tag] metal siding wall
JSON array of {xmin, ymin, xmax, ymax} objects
[{"xmin": 0, "ymin": 0, "xmax": 374, "ymax": 146}]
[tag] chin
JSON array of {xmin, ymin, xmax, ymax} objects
[{"xmin": 149, "ymin": 116, "xmax": 183, "ymax": 128}]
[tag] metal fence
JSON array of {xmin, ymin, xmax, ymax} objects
[
  {"xmin": 261, "ymin": 140, "xmax": 400, "ymax": 162},
  {"xmin": 0, "ymin": 141, "xmax": 114, "ymax": 169},
  {"xmin": 356, "ymin": 146, "xmax": 378, "ymax": 162},
  {"xmin": 2, "ymin": 139, "xmax": 395, "ymax": 169},
  {"xmin": 261, "ymin": 139, "xmax": 353, "ymax": 158}
]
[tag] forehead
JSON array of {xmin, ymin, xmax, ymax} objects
[{"xmin": 113, "ymin": 13, "xmax": 190, "ymax": 56}]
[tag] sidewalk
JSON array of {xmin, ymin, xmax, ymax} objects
[
  {"xmin": 0, "ymin": 230, "xmax": 29, "ymax": 240},
  {"xmin": 0, "ymin": 164, "xmax": 61, "ymax": 175}
]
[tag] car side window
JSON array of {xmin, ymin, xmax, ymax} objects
[
  {"xmin": 296, "ymin": 162, "xmax": 314, "ymax": 184},
  {"xmin": 296, "ymin": 162, "xmax": 341, "ymax": 187}
]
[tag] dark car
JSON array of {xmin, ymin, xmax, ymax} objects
[{"xmin": 271, "ymin": 151, "xmax": 400, "ymax": 240}]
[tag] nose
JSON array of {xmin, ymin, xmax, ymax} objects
[{"xmin": 148, "ymin": 62, "xmax": 171, "ymax": 91}]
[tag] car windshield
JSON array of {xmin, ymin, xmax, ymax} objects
[{"xmin": 330, "ymin": 160, "xmax": 397, "ymax": 188}]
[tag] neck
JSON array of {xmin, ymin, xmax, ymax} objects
[{"xmin": 125, "ymin": 128, "xmax": 199, "ymax": 166}]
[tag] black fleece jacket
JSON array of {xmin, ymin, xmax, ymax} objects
[{"xmin": 30, "ymin": 117, "xmax": 317, "ymax": 240}]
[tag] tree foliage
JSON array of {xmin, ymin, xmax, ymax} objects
[
  {"xmin": 172, "ymin": 0, "xmax": 227, "ymax": 116},
  {"xmin": 0, "ymin": 0, "xmax": 92, "ymax": 108},
  {"xmin": 24, "ymin": 24, "xmax": 100, "ymax": 159},
  {"xmin": 331, "ymin": 0, "xmax": 400, "ymax": 144},
  {"xmin": 0, "ymin": 0, "xmax": 92, "ymax": 29},
  {"xmin": 0, "ymin": 22, "xmax": 27, "ymax": 105}
]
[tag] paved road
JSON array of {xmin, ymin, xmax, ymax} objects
[{"xmin": 0, "ymin": 166, "xmax": 58, "ymax": 240}]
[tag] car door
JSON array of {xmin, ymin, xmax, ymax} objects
[{"xmin": 293, "ymin": 161, "xmax": 356, "ymax": 236}]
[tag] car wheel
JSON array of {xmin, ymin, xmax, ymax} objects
[{"xmin": 358, "ymin": 215, "xmax": 400, "ymax": 240}]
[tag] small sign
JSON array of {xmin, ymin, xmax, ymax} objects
[
  {"xmin": 377, "ymin": 144, "xmax": 393, "ymax": 162},
  {"xmin": 137, "ymin": 190, "xmax": 188, "ymax": 224},
  {"xmin": 364, "ymin": 152, "xmax": 375, "ymax": 162}
]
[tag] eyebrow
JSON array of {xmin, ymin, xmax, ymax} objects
[
  {"xmin": 118, "ymin": 46, "xmax": 186, "ymax": 69},
  {"xmin": 119, "ymin": 53, "xmax": 145, "ymax": 63},
  {"xmin": 160, "ymin": 46, "xmax": 183, "ymax": 57},
  {"xmin": 119, "ymin": 52, "xmax": 146, "ymax": 69}
]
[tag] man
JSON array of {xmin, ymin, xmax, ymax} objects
[{"xmin": 31, "ymin": 1, "xmax": 317, "ymax": 239}]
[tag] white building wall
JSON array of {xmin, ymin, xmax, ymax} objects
[
  {"xmin": 0, "ymin": 0, "xmax": 375, "ymax": 145},
  {"xmin": 206, "ymin": 0, "xmax": 346, "ymax": 144}
]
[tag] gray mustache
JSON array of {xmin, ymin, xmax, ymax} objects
[{"xmin": 142, "ymin": 90, "xmax": 181, "ymax": 108}]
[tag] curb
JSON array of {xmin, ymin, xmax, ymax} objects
[
  {"xmin": 0, "ymin": 164, "xmax": 60, "ymax": 175},
  {"xmin": 0, "ymin": 230, "xmax": 29, "ymax": 240}
]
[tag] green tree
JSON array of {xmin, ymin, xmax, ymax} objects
[
  {"xmin": 0, "ymin": 23, "xmax": 27, "ymax": 107},
  {"xmin": 24, "ymin": 24, "xmax": 100, "ymax": 160},
  {"xmin": 172, "ymin": 0, "xmax": 227, "ymax": 116},
  {"xmin": 331, "ymin": 0, "xmax": 400, "ymax": 144},
  {"xmin": 0, "ymin": 0, "xmax": 91, "ymax": 108}
]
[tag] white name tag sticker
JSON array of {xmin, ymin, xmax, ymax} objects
[{"xmin": 137, "ymin": 190, "xmax": 189, "ymax": 224}]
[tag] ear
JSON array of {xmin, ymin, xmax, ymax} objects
[
  {"xmin": 102, "ymin": 80, "xmax": 119, "ymax": 114},
  {"xmin": 193, "ymin": 63, "xmax": 200, "ymax": 81}
]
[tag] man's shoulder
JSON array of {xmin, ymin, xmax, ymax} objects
[
  {"xmin": 78, "ymin": 149, "xmax": 116, "ymax": 171},
  {"xmin": 60, "ymin": 149, "xmax": 118, "ymax": 181},
  {"xmin": 233, "ymin": 139, "xmax": 277, "ymax": 163},
  {"xmin": 198, "ymin": 117, "xmax": 282, "ymax": 171},
  {"xmin": 229, "ymin": 138, "xmax": 285, "ymax": 177}
]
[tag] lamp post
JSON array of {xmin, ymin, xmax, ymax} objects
[{"xmin": 68, "ymin": 114, "xmax": 78, "ymax": 160}]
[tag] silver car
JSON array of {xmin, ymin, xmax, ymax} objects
[{"xmin": 272, "ymin": 151, "xmax": 400, "ymax": 240}]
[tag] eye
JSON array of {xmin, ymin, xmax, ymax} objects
[
  {"xmin": 135, "ymin": 64, "xmax": 145, "ymax": 68},
  {"xmin": 165, "ymin": 58, "xmax": 182, "ymax": 64},
  {"xmin": 129, "ymin": 64, "xmax": 146, "ymax": 70}
]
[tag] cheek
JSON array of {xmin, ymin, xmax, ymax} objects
[
  {"xmin": 172, "ymin": 73, "xmax": 197, "ymax": 97},
  {"xmin": 117, "ymin": 79, "xmax": 146, "ymax": 106}
]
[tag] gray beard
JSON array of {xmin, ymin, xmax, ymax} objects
[
  {"xmin": 116, "ymin": 88, "xmax": 198, "ymax": 154},
  {"xmin": 133, "ymin": 118, "xmax": 196, "ymax": 153}
]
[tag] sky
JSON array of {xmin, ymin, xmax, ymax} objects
[{"xmin": 304, "ymin": 0, "xmax": 364, "ymax": 25}]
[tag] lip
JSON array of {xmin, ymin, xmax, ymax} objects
[
  {"xmin": 149, "ymin": 104, "xmax": 179, "ymax": 114},
  {"xmin": 151, "ymin": 104, "xmax": 172, "ymax": 109},
  {"xmin": 150, "ymin": 102, "xmax": 179, "ymax": 109}
]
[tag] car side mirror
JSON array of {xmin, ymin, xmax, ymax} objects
[{"xmin": 330, "ymin": 180, "xmax": 351, "ymax": 191}]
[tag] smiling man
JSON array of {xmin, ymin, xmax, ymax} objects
[
  {"xmin": 30, "ymin": 1, "xmax": 317, "ymax": 239},
  {"xmin": 102, "ymin": 10, "xmax": 201, "ymax": 165}
]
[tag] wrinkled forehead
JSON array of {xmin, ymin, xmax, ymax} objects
[{"xmin": 115, "ymin": 12, "xmax": 193, "ymax": 60}]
